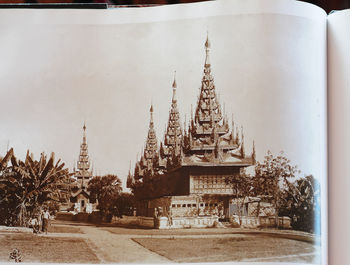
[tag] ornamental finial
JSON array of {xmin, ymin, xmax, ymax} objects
[
  {"xmin": 205, "ymin": 31, "xmax": 210, "ymax": 49},
  {"xmin": 172, "ymin": 71, "xmax": 177, "ymax": 89},
  {"xmin": 204, "ymin": 33, "xmax": 210, "ymax": 66},
  {"xmin": 172, "ymin": 71, "xmax": 177, "ymax": 103},
  {"xmin": 149, "ymin": 104, "xmax": 154, "ymax": 127},
  {"xmin": 252, "ymin": 140, "xmax": 256, "ymax": 164}
]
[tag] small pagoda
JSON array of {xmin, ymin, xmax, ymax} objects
[{"xmin": 70, "ymin": 123, "xmax": 98, "ymax": 213}]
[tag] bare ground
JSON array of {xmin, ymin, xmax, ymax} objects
[
  {"xmin": 0, "ymin": 232, "xmax": 99, "ymax": 263},
  {"xmin": 0, "ymin": 220, "xmax": 321, "ymax": 264}
]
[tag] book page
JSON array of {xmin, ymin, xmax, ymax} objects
[
  {"xmin": 327, "ymin": 9, "xmax": 350, "ymax": 265},
  {"xmin": 0, "ymin": 0, "xmax": 327, "ymax": 264}
]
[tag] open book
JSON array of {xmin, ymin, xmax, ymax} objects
[{"xmin": 0, "ymin": 0, "xmax": 348, "ymax": 264}]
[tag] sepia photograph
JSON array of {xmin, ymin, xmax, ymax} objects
[{"xmin": 0, "ymin": 2, "xmax": 326, "ymax": 264}]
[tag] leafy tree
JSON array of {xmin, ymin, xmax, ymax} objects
[
  {"xmin": 114, "ymin": 192, "xmax": 135, "ymax": 217},
  {"xmin": 225, "ymin": 170, "xmax": 253, "ymax": 225},
  {"xmin": 88, "ymin": 174, "xmax": 122, "ymax": 221},
  {"xmin": 0, "ymin": 148, "xmax": 16, "ymax": 225},
  {"xmin": 253, "ymin": 151, "xmax": 299, "ymax": 227},
  {"xmin": 0, "ymin": 149, "xmax": 71, "ymax": 226},
  {"xmin": 280, "ymin": 175, "xmax": 320, "ymax": 233}
]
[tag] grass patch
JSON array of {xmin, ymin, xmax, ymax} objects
[
  {"xmin": 0, "ymin": 233, "xmax": 99, "ymax": 263},
  {"xmin": 132, "ymin": 236, "xmax": 319, "ymax": 263}
]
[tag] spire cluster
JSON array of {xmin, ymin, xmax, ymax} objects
[{"xmin": 128, "ymin": 35, "xmax": 256, "ymax": 188}]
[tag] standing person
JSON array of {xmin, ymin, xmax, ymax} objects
[
  {"xmin": 41, "ymin": 208, "xmax": 50, "ymax": 234},
  {"xmin": 153, "ymin": 208, "xmax": 158, "ymax": 228},
  {"xmin": 30, "ymin": 216, "xmax": 39, "ymax": 234}
]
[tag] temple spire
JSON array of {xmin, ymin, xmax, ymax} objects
[
  {"xmin": 75, "ymin": 123, "xmax": 92, "ymax": 188},
  {"xmin": 204, "ymin": 32, "xmax": 210, "ymax": 66},
  {"xmin": 172, "ymin": 71, "xmax": 177, "ymax": 103},
  {"xmin": 77, "ymin": 123, "xmax": 90, "ymax": 172},
  {"xmin": 150, "ymin": 104, "xmax": 154, "ymax": 126},
  {"xmin": 163, "ymin": 73, "xmax": 183, "ymax": 166},
  {"xmin": 143, "ymin": 105, "xmax": 158, "ymax": 172},
  {"xmin": 82, "ymin": 122, "xmax": 87, "ymax": 145},
  {"xmin": 127, "ymin": 161, "xmax": 135, "ymax": 188},
  {"xmin": 240, "ymin": 126, "xmax": 245, "ymax": 158},
  {"xmin": 190, "ymin": 35, "xmax": 226, "ymax": 146},
  {"xmin": 172, "ymin": 71, "xmax": 177, "ymax": 88}
]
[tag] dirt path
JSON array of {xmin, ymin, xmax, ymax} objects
[
  {"xmin": 44, "ymin": 225, "xmax": 170, "ymax": 263},
  {"xmin": 80, "ymin": 226, "xmax": 170, "ymax": 263}
]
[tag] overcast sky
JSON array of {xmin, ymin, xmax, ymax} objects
[{"xmin": 0, "ymin": 12, "xmax": 326, "ymax": 189}]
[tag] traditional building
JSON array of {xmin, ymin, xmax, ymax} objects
[
  {"xmin": 70, "ymin": 123, "xmax": 98, "ymax": 213},
  {"xmin": 128, "ymin": 36, "xmax": 257, "ymax": 228}
]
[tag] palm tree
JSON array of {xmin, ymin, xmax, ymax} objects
[
  {"xmin": 0, "ymin": 148, "xmax": 16, "ymax": 225},
  {"xmin": 0, "ymin": 149, "xmax": 72, "ymax": 226}
]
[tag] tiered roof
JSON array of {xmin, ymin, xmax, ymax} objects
[
  {"xmin": 134, "ymin": 106, "xmax": 159, "ymax": 182},
  {"xmin": 143, "ymin": 105, "xmax": 158, "ymax": 167},
  {"xmin": 128, "ymin": 35, "xmax": 255, "ymax": 188},
  {"xmin": 160, "ymin": 73, "xmax": 183, "ymax": 169},
  {"xmin": 183, "ymin": 35, "xmax": 254, "ymax": 166},
  {"xmin": 74, "ymin": 123, "xmax": 93, "ymax": 189}
]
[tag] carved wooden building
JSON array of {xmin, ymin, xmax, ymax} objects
[{"xmin": 127, "ymin": 36, "xmax": 256, "ymax": 222}]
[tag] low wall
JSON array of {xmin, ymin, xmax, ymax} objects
[
  {"xmin": 231, "ymin": 215, "xmax": 291, "ymax": 229},
  {"xmin": 170, "ymin": 216, "xmax": 219, "ymax": 229},
  {"xmin": 111, "ymin": 215, "xmax": 219, "ymax": 229}
]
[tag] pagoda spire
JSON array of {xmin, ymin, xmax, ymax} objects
[
  {"xmin": 75, "ymin": 123, "xmax": 92, "ymax": 188},
  {"xmin": 126, "ymin": 161, "xmax": 135, "ymax": 188},
  {"xmin": 204, "ymin": 32, "xmax": 210, "ymax": 66},
  {"xmin": 172, "ymin": 71, "xmax": 177, "ymax": 89},
  {"xmin": 252, "ymin": 140, "xmax": 256, "ymax": 164},
  {"xmin": 190, "ymin": 34, "xmax": 227, "ymax": 145},
  {"xmin": 143, "ymin": 105, "xmax": 158, "ymax": 170},
  {"xmin": 164, "ymin": 72, "xmax": 183, "ymax": 164},
  {"xmin": 77, "ymin": 122, "xmax": 90, "ymax": 172},
  {"xmin": 150, "ymin": 105, "xmax": 154, "ymax": 126},
  {"xmin": 240, "ymin": 126, "xmax": 245, "ymax": 158}
]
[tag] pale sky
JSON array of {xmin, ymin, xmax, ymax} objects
[{"xmin": 0, "ymin": 12, "xmax": 326, "ymax": 189}]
